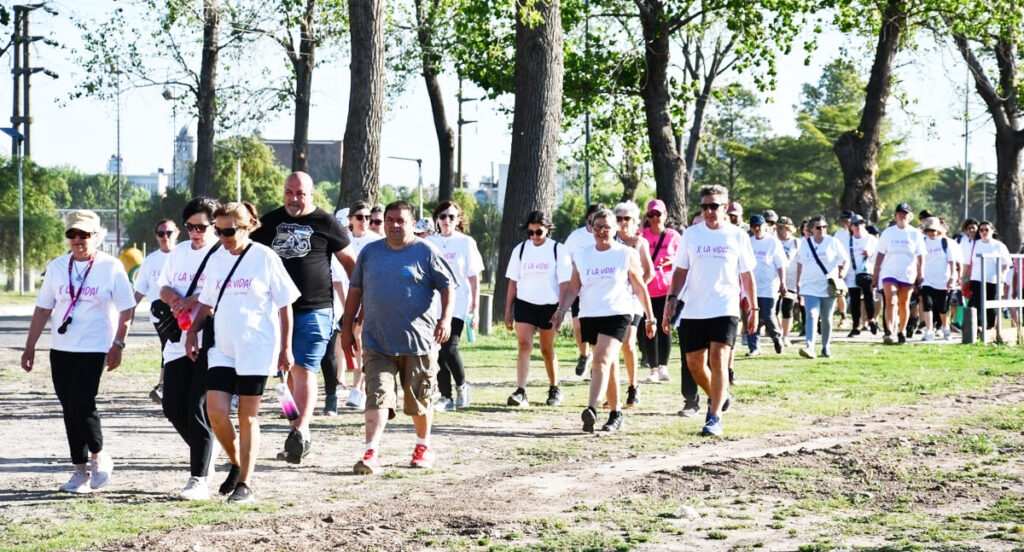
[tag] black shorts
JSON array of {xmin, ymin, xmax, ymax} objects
[
  {"xmin": 920, "ymin": 286, "xmax": 950, "ymax": 315},
  {"xmin": 514, "ymin": 299, "xmax": 558, "ymax": 330},
  {"xmin": 570, "ymin": 296, "xmax": 581, "ymax": 318},
  {"xmin": 680, "ymin": 316, "xmax": 739, "ymax": 354},
  {"xmin": 580, "ymin": 315, "xmax": 633, "ymax": 345},
  {"xmin": 777, "ymin": 295, "xmax": 796, "ymax": 318},
  {"xmin": 630, "ymin": 313, "xmax": 642, "ymax": 327},
  {"xmin": 207, "ymin": 366, "xmax": 268, "ymax": 397}
]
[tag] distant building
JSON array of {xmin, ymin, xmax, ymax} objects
[
  {"xmin": 106, "ymin": 155, "xmax": 170, "ymax": 197},
  {"xmin": 173, "ymin": 125, "xmax": 195, "ymax": 190},
  {"xmin": 262, "ymin": 139, "xmax": 343, "ymax": 184},
  {"xmin": 106, "ymin": 154, "xmax": 123, "ymax": 175}
]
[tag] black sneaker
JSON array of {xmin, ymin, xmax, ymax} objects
[
  {"xmin": 601, "ymin": 410, "xmax": 624, "ymax": 432},
  {"xmin": 773, "ymin": 338, "xmax": 783, "ymax": 354},
  {"xmin": 546, "ymin": 386, "xmax": 562, "ymax": 406},
  {"xmin": 574, "ymin": 355, "xmax": 591, "ymax": 376},
  {"xmin": 677, "ymin": 398, "xmax": 701, "ymax": 417},
  {"xmin": 227, "ymin": 482, "xmax": 254, "ymax": 504},
  {"xmin": 507, "ymin": 388, "xmax": 528, "ymax": 407},
  {"xmin": 581, "ymin": 406, "xmax": 597, "ymax": 433},
  {"xmin": 219, "ymin": 464, "xmax": 241, "ymax": 495},
  {"xmin": 728, "ymin": 368, "xmax": 736, "ymax": 386},
  {"xmin": 897, "ymin": 332, "xmax": 907, "ymax": 345},
  {"xmin": 283, "ymin": 428, "xmax": 311, "ymax": 464},
  {"xmin": 848, "ymin": 328, "xmax": 861, "ymax": 337},
  {"xmin": 869, "ymin": 321, "xmax": 879, "ymax": 335},
  {"xmin": 625, "ymin": 385, "xmax": 639, "ymax": 408}
]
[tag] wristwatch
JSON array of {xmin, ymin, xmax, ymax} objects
[{"xmin": 112, "ymin": 339, "xmax": 126, "ymax": 350}]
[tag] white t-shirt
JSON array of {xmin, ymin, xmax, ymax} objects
[
  {"xmin": 969, "ymin": 239, "xmax": 1011, "ymax": 283},
  {"xmin": 349, "ymin": 230, "xmax": 383, "ymax": 259},
  {"xmin": 575, "ymin": 242, "xmax": 637, "ymax": 318},
  {"xmin": 877, "ymin": 225, "xmax": 926, "ymax": 283},
  {"xmin": 922, "ymin": 236, "xmax": 959, "ymax": 289},
  {"xmin": 134, "ymin": 248, "xmax": 171, "ymax": 322},
  {"xmin": 36, "ymin": 252, "xmax": 137, "ymax": 353},
  {"xmin": 797, "ymin": 235, "xmax": 850, "ymax": 298},
  {"xmin": 427, "ymin": 232, "xmax": 484, "ymax": 320},
  {"xmin": 505, "ymin": 238, "xmax": 572, "ymax": 306},
  {"xmin": 156, "ymin": 241, "xmax": 218, "ymax": 363},
  {"xmin": 843, "ymin": 234, "xmax": 878, "ymax": 286},
  {"xmin": 331, "ymin": 256, "xmax": 348, "ymax": 322},
  {"xmin": 199, "ymin": 243, "xmax": 301, "ymax": 376},
  {"xmin": 750, "ymin": 236, "xmax": 787, "ymax": 298},
  {"xmin": 779, "ymin": 236, "xmax": 800, "ymax": 291},
  {"xmin": 564, "ymin": 226, "xmax": 593, "ymax": 261},
  {"xmin": 672, "ymin": 223, "xmax": 756, "ymax": 319},
  {"xmin": 833, "ymin": 226, "xmax": 850, "ymax": 247}
]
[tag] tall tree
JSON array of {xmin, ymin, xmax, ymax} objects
[
  {"xmin": 494, "ymin": 0, "xmax": 565, "ymax": 318},
  {"xmin": 337, "ymin": 0, "xmax": 386, "ymax": 209},
  {"xmin": 413, "ymin": 0, "xmax": 457, "ymax": 201},
  {"xmin": 194, "ymin": 0, "xmax": 220, "ymax": 197}
]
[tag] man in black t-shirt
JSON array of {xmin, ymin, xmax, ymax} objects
[{"xmin": 251, "ymin": 171, "xmax": 356, "ymax": 463}]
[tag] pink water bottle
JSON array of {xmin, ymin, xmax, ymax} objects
[
  {"xmin": 177, "ymin": 311, "xmax": 192, "ymax": 331},
  {"xmin": 275, "ymin": 381, "xmax": 300, "ymax": 421}
]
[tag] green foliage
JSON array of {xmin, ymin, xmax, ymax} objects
[
  {"xmin": 210, "ymin": 135, "xmax": 290, "ymax": 215},
  {"xmin": 0, "ymin": 158, "xmax": 68, "ymax": 271},
  {"xmin": 468, "ymin": 199, "xmax": 502, "ymax": 278},
  {"xmin": 123, "ymin": 188, "xmax": 191, "ymax": 251}
]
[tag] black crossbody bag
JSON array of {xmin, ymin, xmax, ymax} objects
[
  {"xmin": 202, "ymin": 243, "xmax": 253, "ymax": 351},
  {"xmin": 808, "ymin": 237, "xmax": 848, "ymax": 298},
  {"xmin": 150, "ymin": 243, "xmax": 222, "ymax": 343}
]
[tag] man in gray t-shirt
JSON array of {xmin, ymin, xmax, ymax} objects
[{"xmin": 342, "ymin": 200, "xmax": 455, "ymax": 475}]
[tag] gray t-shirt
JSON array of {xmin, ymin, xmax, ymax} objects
[{"xmin": 351, "ymin": 238, "xmax": 456, "ymax": 356}]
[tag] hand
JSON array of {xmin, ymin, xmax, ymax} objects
[
  {"xmin": 645, "ymin": 321, "xmax": 656, "ymax": 339},
  {"xmin": 185, "ymin": 331, "xmax": 199, "ymax": 361},
  {"xmin": 746, "ymin": 310, "xmax": 758, "ymax": 332},
  {"xmin": 340, "ymin": 328, "xmax": 358, "ymax": 363},
  {"xmin": 106, "ymin": 345, "xmax": 123, "ymax": 371},
  {"xmin": 550, "ymin": 309, "xmax": 565, "ymax": 330},
  {"xmin": 779, "ymin": 284, "xmax": 787, "ymax": 298},
  {"xmin": 662, "ymin": 300, "xmax": 677, "ymax": 335},
  {"xmin": 434, "ymin": 317, "xmax": 452, "ymax": 344},
  {"xmin": 278, "ymin": 348, "xmax": 294, "ymax": 373},
  {"xmin": 171, "ymin": 295, "xmax": 199, "ymax": 317},
  {"xmin": 470, "ymin": 312, "xmax": 479, "ymax": 330},
  {"xmin": 20, "ymin": 348, "xmax": 34, "ymax": 372},
  {"xmin": 504, "ymin": 310, "xmax": 513, "ymax": 331}
]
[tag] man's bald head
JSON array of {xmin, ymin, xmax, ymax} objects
[{"xmin": 284, "ymin": 171, "xmax": 315, "ymax": 217}]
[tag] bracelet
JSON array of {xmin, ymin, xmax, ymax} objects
[{"xmin": 645, "ymin": 319, "xmax": 657, "ymax": 325}]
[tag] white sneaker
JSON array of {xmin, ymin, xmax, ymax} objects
[
  {"xmin": 59, "ymin": 469, "xmax": 92, "ymax": 494},
  {"xmin": 658, "ymin": 366, "xmax": 671, "ymax": 382},
  {"xmin": 942, "ymin": 328, "xmax": 951, "ymax": 340},
  {"xmin": 798, "ymin": 346, "xmax": 817, "ymax": 359},
  {"xmin": 922, "ymin": 331, "xmax": 934, "ymax": 341},
  {"xmin": 230, "ymin": 395, "xmax": 239, "ymax": 414},
  {"xmin": 641, "ymin": 368, "xmax": 661, "ymax": 384},
  {"xmin": 346, "ymin": 389, "xmax": 366, "ymax": 410},
  {"xmin": 180, "ymin": 476, "xmax": 210, "ymax": 500},
  {"xmin": 89, "ymin": 453, "xmax": 114, "ymax": 490},
  {"xmin": 455, "ymin": 382, "xmax": 471, "ymax": 408},
  {"xmin": 434, "ymin": 397, "xmax": 454, "ymax": 412}
]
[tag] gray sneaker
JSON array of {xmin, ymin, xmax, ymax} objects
[
  {"xmin": 677, "ymin": 399, "xmax": 701, "ymax": 417},
  {"xmin": 546, "ymin": 386, "xmax": 562, "ymax": 406},
  {"xmin": 507, "ymin": 389, "xmax": 528, "ymax": 407},
  {"xmin": 434, "ymin": 397, "xmax": 455, "ymax": 412},
  {"xmin": 455, "ymin": 382, "xmax": 471, "ymax": 408},
  {"xmin": 227, "ymin": 482, "xmax": 254, "ymax": 504}
]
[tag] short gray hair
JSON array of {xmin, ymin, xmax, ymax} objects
[
  {"xmin": 591, "ymin": 208, "xmax": 616, "ymax": 226},
  {"xmin": 808, "ymin": 214, "xmax": 827, "ymax": 229},
  {"xmin": 699, "ymin": 185, "xmax": 729, "ymax": 200},
  {"xmin": 613, "ymin": 200, "xmax": 640, "ymax": 220}
]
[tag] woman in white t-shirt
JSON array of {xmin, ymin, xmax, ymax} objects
[
  {"xmin": 155, "ymin": 197, "xmax": 221, "ymax": 500},
  {"xmin": 775, "ymin": 217, "xmax": 801, "ymax": 342},
  {"xmin": 966, "ymin": 221, "xmax": 1011, "ymax": 330},
  {"xmin": 338, "ymin": 201, "xmax": 384, "ymax": 410},
  {"xmin": 134, "ymin": 219, "xmax": 179, "ymax": 403},
  {"xmin": 796, "ymin": 215, "xmax": 849, "ymax": 359},
  {"xmin": 553, "ymin": 209, "xmax": 655, "ymax": 433},
  {"xmin": 427, "ymin": 200, "xmax": 484, "ymax": 411},
  {"xmin": 844, "ymin": 216, "xmax": 879, "ymax": 336},
  {"xmin": 185, "ymin": 202, "xmax": 300, "ymax": 504},
  {"xmin": 872, "ymin": 203, "xmax": 925, "ymax": 344},
  {"xmin": 504, "ymin": 210, "xmax": 573, "ymax": 408},
  {"xmin": 22, "ymin": 210, "xmax": 136, "ymax": 494},
  {"xmin": 611, "ymin": 201, "xmax": 653, "ymax": 408}
]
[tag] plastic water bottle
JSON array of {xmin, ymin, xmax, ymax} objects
[
  {"xmin": 275, "ymin": 382, "xmax": 300, "ymax": 421},
  {"xmin": 465, "ymin": 314, "xmax": 475, "ymax": 343},
  {"xmin": 177, "ymin": 311, "xmax": 192, "ymax": 331}
]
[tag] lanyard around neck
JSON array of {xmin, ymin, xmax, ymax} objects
[{"xmin": 63, "ymin": 254, "xmax": 97, "ymax": 323}]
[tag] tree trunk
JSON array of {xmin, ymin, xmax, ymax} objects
[
  {"xmin": 834, "ymin": 0, "xmax": 904, "ymax": 223},
  {"xmin": 620, "ymin": 151, "xmax": 641, "ymax": 201},
  {"xmin": 638, "ymin": 1, "xmax": 686, "ymax": 227},
  {"xmin": 290, "ymin": 0, "xmax": 316, "ymax": 174},
  {"xmin": 683, "ymin": 75, "xmax": 714, "ymax": 202},
  {"xmin": 193, "ymin": 0, "xmax": 219, "ymax": 198},
  {"xmin": 493, "ymin": 0, "xmax": 564, "ymax": 321},
  {"xmin": 994, "ymin": 129, "xmax": 1024, "ymax": 251},
  {"xmin": 337, "ymin": 0, "xmax": 385, "ymax": 209},
  {"xmin": 415, "ymin": 0, "xmax": 455, "ymax": 201}
]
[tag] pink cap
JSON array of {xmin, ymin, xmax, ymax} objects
[
  {"xmin": 727, "ymin": 201, "xmax": 743, "ymax": 214},
  {"xmin": 646, "ymin": 199, "xmax": 667, "ymax": 214}
]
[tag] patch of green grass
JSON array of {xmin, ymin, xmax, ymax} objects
[
  {"xmin": 0, "ymin": 497, "xmax": 276, "ymax": 552},
  {"xmin": 0, "ymin": 290, "xmax": 39, "ymax": 305},
  {"xmin": 707, "ymin": 530, "xmax": 728, "ymax": 540},
  {"xmin": 966, "ymin": 495, "xmax": 1024, "ymax": 523}
]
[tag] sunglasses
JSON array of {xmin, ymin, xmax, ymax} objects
[
  {"xmin": 155, "ymin": 230, "xmax": 176, "ymax": 238},
  {"xmin": 815, "ymin": 225, "xmax": 828, "ymax": 230},
  {"xmin": 350, "ymin": 213, "xmax": 370, "ymax": 221},
  {"xmin": 65, "ymin": 229, "xmax": 93, "ymax": 240},
  {"xmin": 616, "ymin": 216, "xmax": 632, "ymax": 222},
  {"xmin": 646, "ymin": 211, "xmax": 662, "ymax": 218},
  {"xmin": 700, "ymin": 203, "xmax": 722, "ymax": 212},
  {"xmin": 437, "ymin": 213, "xmax": 458, "ymax": 221},
  {"xmin": 185, "ymin": 223, "xmax": 209, "ymax": 233},
  {"xmin": 214, "ymin": 226, "xmax": 239, "ymax": 237},
  {"xmin": 526, "ymin": 229, "xmax": 545, "ymax": 237},
  {"xmin": 369, "ymin": 219, "xmax": 383, "ymax": 225}
]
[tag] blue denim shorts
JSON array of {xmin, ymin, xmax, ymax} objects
[{"xmin": 292, "ymin": 308, "xmax": 334, "ymax": 372}]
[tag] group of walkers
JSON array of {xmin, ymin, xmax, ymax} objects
[{"xmin": 19, "ymin": 172, "xmax": 1015, "ymax": 501}]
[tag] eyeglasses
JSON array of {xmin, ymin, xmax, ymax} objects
[
  {"xmin": 214, "ymin": 226, "xmax": 238, "ymax": 237},
  {"xmin": 526, "ymin": 229, "xmax": 545, "ymax": 237},
  {"xmin": 185, "ymin": 223, "xmax": 209, "ymax": 233},
  {"xmin": 646, "ymin": 211, "xmax": 662, "ymax": 218},
  {"xmin": 369, "ymin": 218, "xmax": 383, "ymax": 225},
  {"xmin": 350, "ymin": 213, "xmax": 369, "ymax": 221},
  {"xmin": 700, "ymin": 203, "xmax": 721, "ymax": 212},
  {"xmin": 814, "ymin": 225, "xmax": 828, "ymax": 230},
  {"xmin": 616, "ymin": 216, "xmax": 632, "ymax": 222},
  {"xmin": 437, "ymin": 213, "xmax": 458, "ymax": 221},
  {"xmin": 65, "ymin": 229, "xmax": 93, "ymax": 240},
  {"xmin": 593, "ymin": 224, "xmax": 613, "ymax": 232},
  {"xmin": 155, "ymin": 230, "xmax": 176, "ymax": 238},
  {"xmin": 980, "ymin": 227, "xmax": 992, "ymax": 233}
]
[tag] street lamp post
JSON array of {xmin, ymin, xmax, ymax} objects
[
  {"xmin": 2, "ymin": 127, "xmax": 25, "ymax": 294},
  {"xmin": 388, "ymin": 156, "xmax": 424, "ymax": 219}
]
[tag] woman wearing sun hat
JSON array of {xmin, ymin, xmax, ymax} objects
[{"xmin": 21, "ymin": 210, "xmax": 137, "ymax": 494}]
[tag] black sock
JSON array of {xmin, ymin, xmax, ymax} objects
[
  {"xmin": 515, "ymin": 387, "xmax": 525, "ymax": 395},
  {"xmin": 220, "ymin": 464, "xmax": 241, "ymax": 495}
]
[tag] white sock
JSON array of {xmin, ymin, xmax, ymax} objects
[
  {"xmin": 365, "ymin": 441, "xmax": 379, "ymax": 452},
  {"xmin": 416, "ymin": 437, "xmax": 430, "ymax": 447}
]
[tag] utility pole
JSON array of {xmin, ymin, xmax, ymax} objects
[
  {"xmin": 456, "ymin": 78, "xmax": 478, "ymax": 190},
  {"xmin": 9, "ymin": 3, "xmax": 59, "ymax": 157},
  {"xmin": 963, "ymin": 64, "xmax": 970, "ymax": 221},
  {"xmin": 583, "ymin": 0, "xmax": 591, "ymax": 207},
  {"xmin": 116, "ymin": 62, "xmax": 123, "ymax": 249}
]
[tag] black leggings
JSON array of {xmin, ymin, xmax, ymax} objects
[
  {"xmin": 645, "ymin": 295, "xmax": 671, "ymax": 367},
  {"xmin": 968, "ymin": 281, "xmax": 999, "ymax": 329},
  {"xmin": 321, "ymin": 329, "xmax": 339, "ymax": 396},
  {"xmin": 51, "ymin": 350, "xmax": 106, "ymax": 465},
  {"xmin": 163, "ymin": 355, "xmax": 214, "ymax": 477},
  {"xmin": 849, "ymin": 283, "xmax": 875, "ymax": 328},
  {"xmin": 437, "ymin": 318, "xmax": 466, "ymax": 400},
  {"xmin": 676, "ymin": 320, "xmax": 699, "ymax": 404}
]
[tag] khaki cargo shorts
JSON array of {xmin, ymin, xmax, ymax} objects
[{"xmin": 363, "ymin": 350, "xmax": 438, "ymax": 419}]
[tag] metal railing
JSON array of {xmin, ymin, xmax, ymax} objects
[{"xmin": 975, "ymin": 253, "xmax": 1024, "ymax": 344}]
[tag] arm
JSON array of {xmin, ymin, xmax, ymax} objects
[
  {"xmin": 550, "ymin": 267, "xmax": 582, "ymax": 329},
  {"xmin": 334, "ymin": 245, "xmax": 357, "ymax": 277},
  {"xmin": 627, "ymin": 254, "xmax": 657, "ymax": 339},
  {"xmin": 468, "ymin": 275, "xmax": 480, "ymax": 329},
  {"xmin": 340, "ymin": 286, "xmax": 363, "ymax": 361},
  {"xmin": 638, "ymin": 240, "xmax": 654, "ymax": 284},
  {"xmin": 435, "ymin": 286, "xmax": 454, "ymax": 343},
  {"xmin": 184, "ymin": 304, "xmax": 214, "ymax": 361},
  {"xmin": 872, "ymin": 252, "xmax": 886, "ymax": 288},
  {"xmin": 20, "ymin": 307, "xmax": 53, "ymax": 372},
  {"xmin": 777, "ymin": 267, "xmax": 787, "ymax": 298},
  {"xmin": 796, "ymin": 263, "xmax": 803, "ymax": 295},
  {"xmin": 278, "ymin": 304, "xmax": 294, "ymax": 373},
  {"xmin": 916, "ymin": 254, "xmax": 924, "ymax": 284},
  {"xmin": 740, "ymin": 271, "xmax": 757, "ymax": 331},
  {"xmin": 160, "ymin": 285, "xmax": 202, "ymax": 317},
  {"xmin": 504, "ymin": 280, "xmax": 518, "ymax": 330},
  {"xmin": 106, "ymin": 307, "xmax": 134, "ymax": 371},
  {"xmin": 661, "ymin": 267, "xmax": 688, "ymax": 335}
]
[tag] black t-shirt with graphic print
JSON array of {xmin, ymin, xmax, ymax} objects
[{"xmin": 251, "ymin": 206, "xmax": 350, "ymax": 311}]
